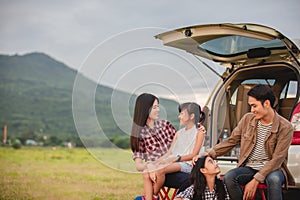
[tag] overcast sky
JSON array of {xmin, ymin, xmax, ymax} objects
[{"xmin": 1, "ymin": 0, "xmax": 300, "ymax": 104}]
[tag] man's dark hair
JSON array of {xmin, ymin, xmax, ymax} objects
[{"xmin": 247, "ymin": 85, "xmax": 275, "ymax": 108}]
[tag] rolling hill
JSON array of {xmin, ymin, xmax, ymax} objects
[{"xmin": 0, "ymin": 52, "xmax": 179, "ymax": 147}]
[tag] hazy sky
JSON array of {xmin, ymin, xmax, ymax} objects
[{"xmin": 1, "ymin": 0, "xmax": 300, "ymax": 104}]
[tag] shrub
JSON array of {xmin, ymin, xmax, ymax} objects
[{"xmin": 12, "ymin": 142, "xmax": 21, "ymax": 149}]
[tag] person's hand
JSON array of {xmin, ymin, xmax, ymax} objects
[
  {"xmin": 243, "ymin": 179, "xmax": 258, "ymax": 200},
  {"xmin": 149, "ymin": 171, "xmax": 157, "ymax": 183},
  {"xmin": 202, "ymin": 152, "xmax": 209, "ymax": 156},
  {"xmin": 192, "ymin": 155, "xmax": 200, "ymax": 166},
  {"xmin": 192, "ymin": 152, "xmax": 209, "ymax": 166},
  {"xmin": 144, "ymin": 162, "xmax": 156, "ymax": 173},
  {"xmin": 197, "ymin": 124, "xmax": 206, "ymax": 134}
]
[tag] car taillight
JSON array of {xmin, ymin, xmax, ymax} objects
[{"xmin": 291, "ymin": 102, "xmax": 300, "ymax": 145}]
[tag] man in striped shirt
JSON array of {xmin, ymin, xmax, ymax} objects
[{"xmin": 207, "ymin": 85, "xmax": 295, "ymax": 200}]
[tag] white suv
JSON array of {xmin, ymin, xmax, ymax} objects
[{"xmin": 155, "ymin": 23, "xmax": 300, "ymax": 188}]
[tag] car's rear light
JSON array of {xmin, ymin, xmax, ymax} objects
[{"xmin": 291, "ymin": 102, "xmax": 300, "ymax": 145}]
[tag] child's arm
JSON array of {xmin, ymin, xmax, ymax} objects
[{"xmin": 180, "ymin": 125, "xmax": 206, "ymax": 162}]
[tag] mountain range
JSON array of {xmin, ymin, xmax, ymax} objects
[{"xmin": 0, "ymin": 52, "xmax": 179, "ymax": 146}]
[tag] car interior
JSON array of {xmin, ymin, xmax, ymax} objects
[{"xmin": 215, "ymin": 64, "xmax": 299, "ymax": 149}]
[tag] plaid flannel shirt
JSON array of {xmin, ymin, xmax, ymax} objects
[
  {"xmin": 175, "ymin": 184, "xmax": 230, "ymax": 200},
  {"xmin": 133, "ymin": 120, "xmax": 176, "ymax": 162}
]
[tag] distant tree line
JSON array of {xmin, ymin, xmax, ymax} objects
[{"xmin": 1, "ymin": 130, "xmax": 130, "ymax": 149}]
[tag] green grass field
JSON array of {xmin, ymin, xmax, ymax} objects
[{"xmin": 0, "ymin": 147, "xmax": 144, "ymax": 200}]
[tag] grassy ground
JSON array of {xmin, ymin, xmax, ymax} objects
[
  {"xmin": 0, "ymin": 147, "xmax": 144, "ymax": 200},
  {"xmin": 2, "ymin": 147, "xmax": 299, "ymax": 200}
]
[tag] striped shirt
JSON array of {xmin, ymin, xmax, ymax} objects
[
  {"xmin": 133, "ymin": 120, "xmax": 176, "ymax": 162},
  {"xmin": 246, "ymin": 120, "xmax": 272, "ymax": 170}
]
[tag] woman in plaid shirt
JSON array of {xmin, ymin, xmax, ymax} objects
[
  {"xmin": 175, "ymin": 156, "xmax": 230, "ymax": 200},
  {"xmin": 130, "ymin": 93, "xmax": 177, "ymax": 200}
]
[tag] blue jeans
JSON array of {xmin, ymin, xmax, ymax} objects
[{"xmin": 224, "ymin": 167, "xmax": 285, "ymax": 200}]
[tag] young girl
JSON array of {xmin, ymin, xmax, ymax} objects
[
  {"xmin": 175, "ymin": 156, "xmax": 230, "ymax": 200},
  {"xmin": 144, "ymin": 102, "xmax": 206, "ymax": 200},
  {"xmin": 130, "ymin": 93, "xmax": 177, "ymax": 200}
]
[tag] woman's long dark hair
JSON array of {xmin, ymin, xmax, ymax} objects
[
  {"xmin": 130, "ymin": 93, "xmax": 158, "ymax": 152},
  {"xmin": 191, "ymin": 156, "xmax": 227, "ymax": 200},
  {"xmin": 178, "ymin": 102, "xmax": 205, "ymax": 126}
]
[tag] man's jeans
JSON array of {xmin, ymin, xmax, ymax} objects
[{"xmin": 224, "ymin": 167, "xmax": 285, "ymax": 200}]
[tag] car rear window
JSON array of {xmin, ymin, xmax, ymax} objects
[{"xmin": 198, "ymin": 36, "xmax": 285, "ymax": 56}]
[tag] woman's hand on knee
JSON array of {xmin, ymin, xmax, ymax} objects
[{"xmin": 149, "ymin": 171, "xmax": 157, "ymax": 183}]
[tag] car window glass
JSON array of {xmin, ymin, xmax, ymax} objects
[
  {"xmin": 241, "ymin": 79, "xmax": 275, "ymax": 85},
  {"xmin": 230, "ymin": 79, "xmax": 275, "ymax": 105},
  {"xmin": 280, "ymin": 81, "xmax": 298, "ymax": 98},
  {"xmin": 198, "ymin": 36, "xmax": 285, "ymax": 56}
]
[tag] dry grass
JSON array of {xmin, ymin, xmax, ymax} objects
[{"xmin": 0, "ymin": 147, "xmax": 144, "ymax": 200}]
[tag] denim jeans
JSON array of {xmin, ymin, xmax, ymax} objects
[{"xmin": 224, "ymin": 167, "xmax": 285, "ymax": 200}]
